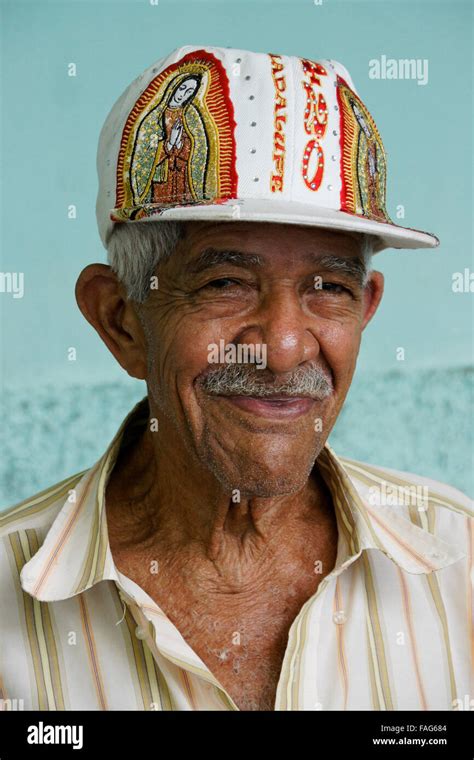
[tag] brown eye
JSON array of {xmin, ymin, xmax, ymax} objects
[
  {"xmin": 204, "ymin": 278, "xmax": 240, "ymax": 289},
  {"xmin": 321, "ymin": 282, "xmax": 351, "ymax": 295}
]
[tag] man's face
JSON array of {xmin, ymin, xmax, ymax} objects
[{"xmin": 139, "ymin": 221, "xmax": 381, "ymax": 497}]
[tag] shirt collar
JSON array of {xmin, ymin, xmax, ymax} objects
[{"xmin": 20, "ymin": 395, "xmax": 464, "ymax": 603}]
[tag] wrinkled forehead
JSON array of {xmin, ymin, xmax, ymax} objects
[
  {"xmin": 179, "ymin": 220, "xmax": 367, "ymax": 259},
  {"xmin": 165, "ymin": 221, "xmax": 369, "ymax": 284}
]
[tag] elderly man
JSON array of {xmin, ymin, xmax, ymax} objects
[{"xmin": 0, "ymin": 45, "xmax": 472, "ymax": 713}]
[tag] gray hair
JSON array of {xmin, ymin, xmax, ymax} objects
[
  {"xmin": 107, "ymin": 220, "xmax": 186, "ymax": 303},
  {"xmin": 106, "ymin": 220, "xmax": 375, "ymax": 303}
]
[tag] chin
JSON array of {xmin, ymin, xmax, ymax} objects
[
  {"xmin": 238, "ymin": 474, "xmax": 310, "ymax": 499},
  {"xmin": 198, "ymin": 423, "xmax": 325, "ymax": 496},
  {"xmin": 211, "ymin": 456, "xmax": 316, "ymax": 498}
]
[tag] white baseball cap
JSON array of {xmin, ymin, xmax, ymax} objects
[{"xmin": 96, "ymin": 44, "xmax": 439, "ymax": 253}]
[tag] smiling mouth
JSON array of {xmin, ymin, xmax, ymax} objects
[{"xmin": 210, "ymin": 393, "xmax": 320, "ymax": 420}]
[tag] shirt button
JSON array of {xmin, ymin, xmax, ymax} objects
[
  {"xmin": 333, "ymin": 611, "xmax": 346, "ymax": 625},
  {"xmin": 135, "ymin": 626, "xmax": 147, "ymax": 640}
]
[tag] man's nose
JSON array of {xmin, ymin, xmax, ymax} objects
[{"xmin": 235, "ymin": 288, "xmax": 320, "ymax": 375}]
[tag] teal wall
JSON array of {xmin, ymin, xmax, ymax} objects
[{"xmin": 1, "ymin": 0, "xmax": 472, "ymax": 506}]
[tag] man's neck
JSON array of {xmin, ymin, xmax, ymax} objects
[{"xmin": 105, "ymin": 410, "xmax": 338, "ymax": 594}]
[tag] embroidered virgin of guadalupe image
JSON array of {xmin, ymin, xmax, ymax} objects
[
  {"xmin": 146, "ymin": 74, "xmax": 202, "ymax": 204},
  {"xmin": 111, "ymin": 51, "xmax": 239, "ymax": 226}
]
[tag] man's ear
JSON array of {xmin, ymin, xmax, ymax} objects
[
  {"xmin": 361, "ymin": 270, "xmax": 384, "ymax": 331},
  {"xmin": 75, "ymin": 264, "xmax": 147, "ymax": 380}
]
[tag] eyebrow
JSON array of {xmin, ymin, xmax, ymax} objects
[
  {"xmin": 187, "ymin": 246, "xmax": 367, "ymax": 286},
  {"xmin": 187, "ymin": 248, "xmax": 264, "ymax": 274},
  {"xmin": 309, "ymin": 253, "xmax": 368, "ymax": 287}
]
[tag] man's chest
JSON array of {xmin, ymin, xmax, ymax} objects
[
  {"xmin": 167, "ymin": 605, "xmax": 295, "ymax": 711},
  {"xmin": 126, "ymin": 569, "xmax": 327, "ymax": 711},
  {"xmin": 111, "ymin": 535, "xmax": 337, "ymax": 710}
]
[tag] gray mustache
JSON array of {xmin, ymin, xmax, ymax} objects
[{"xmin": 199, "ymin": 363, "xmax": 333, "ymax": 399}]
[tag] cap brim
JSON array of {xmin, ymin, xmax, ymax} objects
[{"xmin": 111, "ymin": 198, "xmax": 439, "ymax": 253}]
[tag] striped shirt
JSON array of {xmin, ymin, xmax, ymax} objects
[{"xmin": 0, "ymin": 395, "xmax": 472, "ymax": 711}]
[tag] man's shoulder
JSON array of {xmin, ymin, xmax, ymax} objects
[
  {"xmin": 0, "ymin": 468, "xmax": 90, "ymax": 541},
  {"xmin": 333, "ymin": 454, "xmax": 472, "ymax": 571},
  {"xmin": 336, "ymin": 452, "xmax": 473, "ymax": 519}
]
